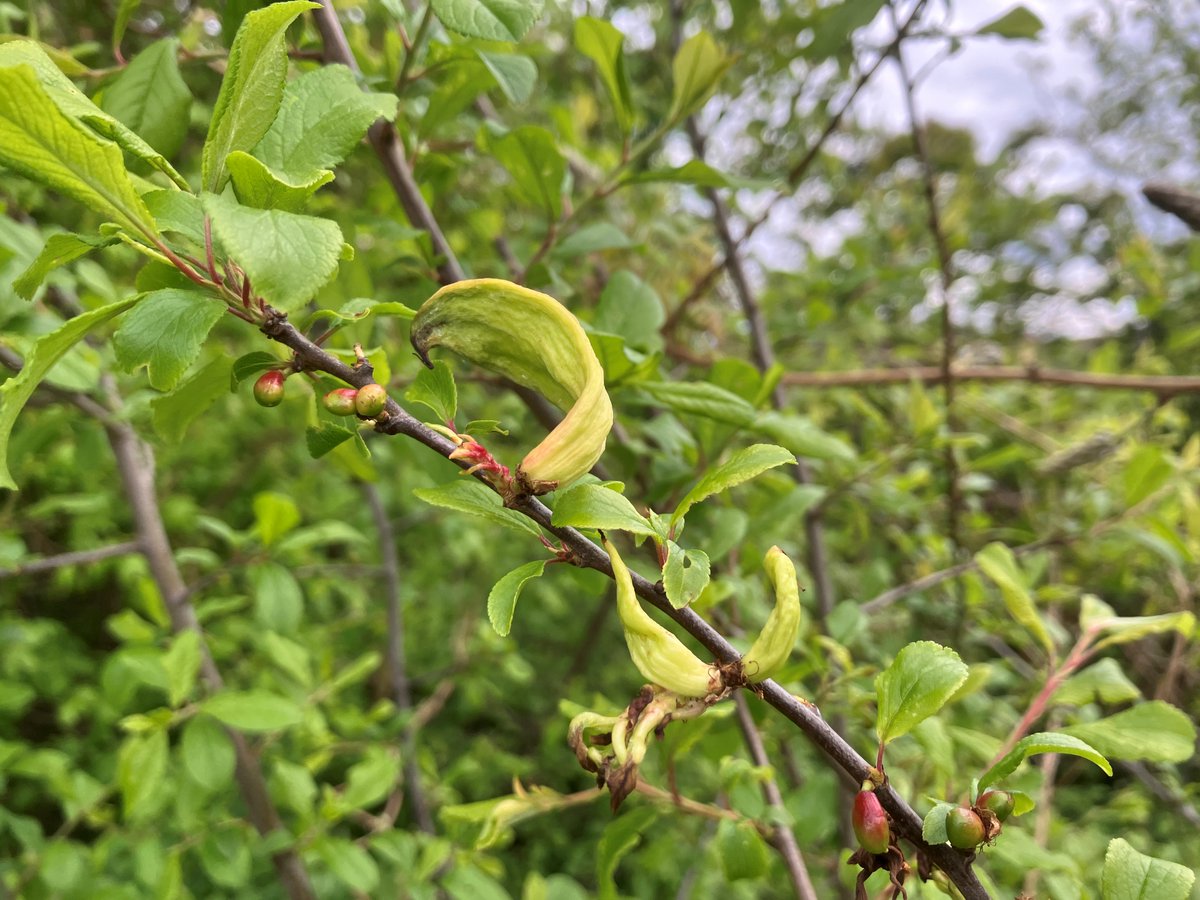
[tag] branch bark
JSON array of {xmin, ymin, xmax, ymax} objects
[
  {"xmin": 259, "ymin": 311, "xmax": 991, "ymax": 899},
  {"xmin": 781, "ymin": 365, "xmax": 1200, "ymax": 397},
  {"xmin": 0, "ymin": 540, "xmax": 141, "ymax": 580}
]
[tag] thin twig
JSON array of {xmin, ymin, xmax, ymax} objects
[
  {"xmin": 98, "ymin": 376, "xmax": 316, "ymax": 900},
  {"xmin": 733, "ymin": 694, "xmax": 819, "ymax": 900},
  {"xmin": 890, "ymin": 0, "xmax": 961, "ymax": 550},
  {"xmin": 257, "ymin": 310, "xmax": 990, "ymax": 899},
  {"xmin": 362, "ymin": 482, "xmax": 434, "ymax": 834},
  {"xmin": 0, "ymin": 540, "xmax": 141, "ymax": 579}
]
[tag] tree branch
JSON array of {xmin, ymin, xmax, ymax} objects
[
  {"xmin": 1143, "ymin": 181, "xmax": 1200, "ymax": 232},
  {"xmin": 781, "ymin": 365, "xmax": 1200, "ymax": 397},
  {"xmin": 362, "ymin": 482, "xmax": 435, "ymax": 834},
  {"xmin": 0, "ymin": 540, "xmax": 141, "ymax": 580},
  {"xmin": 259, "ymin": 310, "xmax": 990, "ymax": 900},
  {"xmin": 890, "ymin": 0, "xmax": 962, "ymax": 550},
  {"xmin": 733, "ymin": 694, "xmax": 819, "ymax": 900}
]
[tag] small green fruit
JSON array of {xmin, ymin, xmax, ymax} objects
[
  {"xmin": 946, "ymin": 807, "xmax": 985, "ymax": 849},
  {"xmin": 852, "ymin": 789, "xmax": 890, "ymax": 854},
  {"xmin": 253, "ymin": 371, "xmax": 286, "ymax": 407},
  {"xmin": 323, "ymin": 388, "xmax": 359, "ymax": 416},
  {"xmin": 355, "ymin": 383, "xmax": 388, "ymax": 417},
  {"xmin": 978, "ymin": 790, "xmax": 1014, "ymax": 822}
]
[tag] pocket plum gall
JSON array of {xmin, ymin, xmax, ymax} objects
[
  {"xmin": 852, "ymin": 788, "xmax": 890, "ymax": 854},
  {"xmin": 355, "ymin": 383, "xmax": 387, "ymax": 417},
  {"xmin": 323, "ymin": 388, "xmax": 359, "ymax": 416},
  {"xmin": 253, "ymin": 370, "xmax": 286, "ymax": 407}
]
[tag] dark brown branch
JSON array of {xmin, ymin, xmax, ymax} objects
[
  {"xmin": 733, "ymin": 694, "xmax": 819, "ymax": 900},
  {"xmin": 362, "ymin": 482, "xmax": 435, "ymax": 834},
  {"xmin": 1143, "ymin": 181, "xmax": 1200, "ymax": 232},
  {"xmin": 0, "ymin": 540, "xmax": 141, "ymax": 579},
  {"xmin": 781, "ymin": 365, "xmax": 1200, "ymax": 397},
  {"xmin": 261, "ymin": 304, "xmax": 990, "ymax": 900}
]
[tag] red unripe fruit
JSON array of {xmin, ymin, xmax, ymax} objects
[
  {"xmin": 253, "ymin": 371, "xmax": 286, "ymax": 407},
  {"xmin": 852, "ymin": 790, "xmax": 890, "ymax": 854},
  {"xmin": 946, "ymin": 807, "xmax": 985, "ymax": 849},
  {"xmin": 323, "ymin": 388, "xmax": 359, "ymax": 416},
  {"xmin": 355, "ymin": 383, "xmax": 388, "ymax": 417},
  {"xmin": 978, "ymin": 790, "xmax": 1014, "ymax": 822}
]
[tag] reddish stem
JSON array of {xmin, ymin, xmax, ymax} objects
[{"xmin": 204, "ymin": 216, "xmax": 222, "ymax": 284}]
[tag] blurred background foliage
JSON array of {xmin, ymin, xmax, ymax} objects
[{"xmin": 0, "ymin": 0, "xmax": 1198, "ymax": 898}]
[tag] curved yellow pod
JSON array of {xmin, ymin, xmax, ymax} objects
[
  {"xmin": 411, "ymin": 278, "xmax": 613, "ymax": 493},
  {"xmin": 742, "ymin": 546, "xmax": 802, "ymax": 683},
  {"xmin": 605, "ymin": 537, "xmax": 717, "ymax": 698}
]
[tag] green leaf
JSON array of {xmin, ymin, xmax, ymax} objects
[
  {"xmin": 753, "ymin": 411, "xmax": 857, "ymax": 462},
  {"xmin": 922, "ymin": 801, "xmax": 956, "ymax": 844},
  {"xmin": 596, "ymin": 806, "xmax": 658, "ymax": 900},
  {"xmin": 1123, "ymin": 444, "xmax": 1173, "ymax": 506},
  {"xmin": 1052, "ymin": 658, "xmax": 1141, "ymax": 707},
  {"xmin": 477, "ymin": 49, "xmax": 537, "ymax": 104},
  {"xmin": 1102, "ymin": 838, "xmax": 1195, "ymax": 900},
  {"xmin": 431, "ymin": 0, "xmax": 543, "ymax": 41},
  {"xmin": 227, "ymin": 151, "xmax": 333, "ymax": 212},
  {"xmin": 112, "ymin": 0, "xmax": 142, "ymax": 55},
  {"xmin": 0, "ymin": 62, "xmax": 159, "ymax": 237},
  {"xmin": 202, "ymin": 689, "xmax": 304, "ymax": 732},
  {"xmin": 254, "ymin": 64, "xmax": 395, "ymax": 179},
  {"xmin": 253, "ymin": 491, "xmax": 301, "ymax": 546},
  {"xmin": 1062, "ymin": 701, "xmax": 1196, "ymax": 764},
  {"xmin": 100, "ymin": 38, "xmax": 191, "ymax": 159},
  {"xmin": 340, "ymin": 747, "xmax": 401, "ymax": 811},
  {"xmin": 662, "ymin": 542, "xmax": 710, "ymax": 609},
  {"xmin": 144, "ymin": 189, "xmax": 205, "ymax": 242},
  {"xmin": 230, "ymin": 351, "xmax": 282, "ymax": 390},
  {"xmin": 250, "ymin": 561, "xmax": 304, "ymax": 634},
  {"xmin": 203, "ymin": 191, "xmax": 345, "ymax": 311},
  {"xmin": 975, "ymin": 542, "xmax": 1054, "ymax": 655},
  {"xmin": 413, "ymin": 479, "xmax": 543, "ymax": 538},
  {"xmin": 117, "ymin": 730, "xmax": 168, "ymax": 822},
  {"xmin": 621, "ymin": 160, "xmax": 732, "ymax": 188},
  {"xmin": 574, "ymin": 17, "xmax": 632, "ymax": 134},
  {"xmin": 716, "ymin": 820, "xmax": 769, "ymax": 881},
  {"xmin": 673, "ymin": 443, "xmax": 795, "ymax": 523},
  {"xmin": 594, "ymin": 271, "xmax": 664, "ymax": 353},
  {"xmin": 875, "ymin": 641, "xmax": 969, "ymax": 744},
  {"xmin": 638, "ymin": 381, "xmax": 756, "ymax": 427},
  {"xmin": 1088, "ymin": 604, "xmax": 1195, "ymax": 652},
  {"xmin": 806, "ymin": 0, "xmax": 886, "ymax": 60},
  {"xmin": 550, "ymin": 483, "xmax": 657, "ymax": 538},
  {"xmin": 406, "ymin": 359, "xmax": 458, "ymax": 423},
  {"xmin": 667, "ymin": 31, "xmax": 731, "ymax": 122},
  {"xmin": 13, "ymin": 232, "xmax": 119, "ymax": 300},
  {"xmin": 161, "ymin": 630, "xmax": 201, "ymax": 707},
  {"xmin": 0, "ymin": 39, "xmax": 188, "ymax": 189},
  {"xmin": 112, "ymin": 289, "xmax": 225, "ymax": 391},
  {"xmin": 491, "ymin": 125, "xmax": 565, "ymax": 218},
  {"xmin": 0, "ymin": 295, "xmax": 140, "ymax": 490},
  {"xmin": 978, "ymin": 732, "xmax": 1112, "ymax": 793},
  {"xmin": 487, "ymin": 560, "xmax": 547, "ymax": 636},
  {"xmin": 976, "ymin": 6, "xmax": 1045, "ymax": 41},
  {"xmin": 306, "ymin": 422, "xmax": 356, "ymax": 459},
  {"xmin": 551, "ymin": 222, "xmax": 632, "ymax": 258},
  {"xmin": 151, "ymin": 356, "xmax": 231, "ymax": 443},
  {"xmin": 202, "ymin": 0, "xmax": 319, "ymax": 192},
  {"xmin": 315, "ymin": 837, "xmax": 380, "ymax": 893},
  {"xmin": 180, "ymin": 715, "xmax": 236, "ymax": 793}
]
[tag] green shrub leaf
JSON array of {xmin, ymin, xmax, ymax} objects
[{"xmin": 875, "ymin": 641, "xmax": 969, "ymax": 744}]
